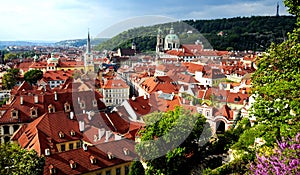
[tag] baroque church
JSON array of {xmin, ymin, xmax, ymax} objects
[{"xmin": 156, "ymin": 26, "xmax": 181, "ymax": 55}]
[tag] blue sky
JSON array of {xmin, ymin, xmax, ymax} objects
[{"xmin": 0, "ymin": 0, "xmax": 290, "ymax": 41}]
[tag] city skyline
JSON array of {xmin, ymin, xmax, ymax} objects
[{"xmin": 0, "ymin": 0, "xmax": 290, "ymax": 41}]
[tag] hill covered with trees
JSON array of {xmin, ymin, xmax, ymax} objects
[{"xmin": 95, "ymin": 15, "xmax": 296, "ymax": 52}]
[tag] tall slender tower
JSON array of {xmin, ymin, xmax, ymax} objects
[
  {"xmin": 276, "ymin": 2, "xmax": 280, "ymax": 17},
  {"xmin": 156, "ymin": 27, "xmax": 164, "ymax": 55},
  {"xmin": 84, "ymin": 30, "xmax": 93, "ymax": 72},
  {"xmin": 87, "ymin": 30, "xmax": 91, "ymax": 54}
]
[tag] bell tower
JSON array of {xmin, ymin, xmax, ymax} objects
[
  {"xmin": 84, "ymin": 29, "xmax": 94, "ymax": 72},
  {"xmin": 156, "ymin": 27, "xmax": 164, "ymax": 55}
]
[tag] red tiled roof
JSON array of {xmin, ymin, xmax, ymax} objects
[
  {"xmin": 102, "ymin": 79, "xmax": 129, "ymax": 89},
  {"xmin": 182, "ymin": 44, "xmax": 204, "ymax": 55},
  {"xmin": 0, "ymin": 79, "xmax": 106, "ymax": 125},
  {"xmin": 59, "ymin": 60, "xmax": 84, "ymax": 67},
  {"xmin": 15, "ymin": 62, "xmax": 33, "ymax": 72},
  {"xmin": 166, "ymin": 50, "xmax": 194, "ymax": 57},
  {"xmin": 182, "ymin": 62, "xmax": 204, "ymax": 74},
  {"xmin": 140, "ymin": 76, "xmax": 179, "ymax": 94},
  {"xmin": 13, "ymin": 112, "xmax": 82, "ymax": 156},
  {"xmin": 215, "ymin": 105, "xmax": 234, "ymax": 120},
  {"xmin": 203, "ymin": 69, "xmax": 226, "ymax": 79},
  {"xmin": 128, "ymin": 96, "xmax": 152, "ymax": 117},
  {"xmin": 44, "ymin": 139, "xmax": 136, "ymax": 175},
  {"xmin": 30, "ymin": 61, "xmax": 47, "ymax": 68},
  {"xmin": 43, "ymin": 70, "xmax": 74, "ymax": 81}
]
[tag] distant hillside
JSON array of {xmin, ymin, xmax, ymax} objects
[
  {"xmin": 0, "ymin": 41, "xmax": 55, "ymax": 49},
  {"xmin": 56, "ymin": 38, "xmax": 109, "ymax": 47},
  {"xmin": 95, "ymin": 16, "xmax": 296, "ymax": 52}
]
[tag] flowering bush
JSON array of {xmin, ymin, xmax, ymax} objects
[{"xmin": 249, "ymin": 134, "xmax": 300, "ymax": 175}]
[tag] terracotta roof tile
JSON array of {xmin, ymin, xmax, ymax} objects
[{"xmin": 44, "ymin": 140, "xmax": 136, "ymax": 175}]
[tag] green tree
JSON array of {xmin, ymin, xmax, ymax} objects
[
  {"xmin": 4, "ymin": 53, "xmax": 18, "ymax": 61},
  {"xmin": 24, "ymin": 69, "xmax": 43, "ymax": 85},
  {"xmin": 129, "ymin": 161, "xmax": 145, "ymax": 175},
  {"xmin": 136, "ymin": 107, "xmax": 211, "ymax": 175},
  {"xmin": 223, "ymin": 0, "xmax": 300, "ymax": 173},
  {"xmin": 284, "ymin": 0, "xmax": 300, "ymax": 18},
  {"xmin": 0, "ymin": 143, "xmax": 45, "ymax": 175},
  {"xmin": 2, "ymin": 68, "xmax": 20, "ymax": 89}
]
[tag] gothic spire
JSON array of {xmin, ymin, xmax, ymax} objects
[{"xmin": 87, "ymin": 29, "xmax": 91, "ymax": 54}]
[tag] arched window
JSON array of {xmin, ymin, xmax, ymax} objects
[{"xmin": 216, "ymin": 120, "xmax": 226, "ymax": 134}]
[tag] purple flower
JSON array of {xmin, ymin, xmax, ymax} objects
[{"xmin": 250, "ymin": 134, "xmax": 300, "ymax": 175}]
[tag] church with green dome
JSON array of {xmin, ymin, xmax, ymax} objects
[{"xmin": 156, "ymin": 25, "xmax": 181, "ymax": 55}]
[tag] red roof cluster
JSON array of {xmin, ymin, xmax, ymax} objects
[{"xmin": 140, "ymin": 76, "xmax": 179, "ymax": 94}]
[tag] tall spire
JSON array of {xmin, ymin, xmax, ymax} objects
[
  {"xmin": 276, "ymin": 2, "xmax": 280, "ymax": 17},
  {"xmin": 86, "ymin": 29, "xmax": 91, "ymax": 54}
]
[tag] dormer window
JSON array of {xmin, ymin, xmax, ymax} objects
[
  {"xmin": 58, "ymin": 131, "xmax": 64, "ymax": 138},
  {"xmin": 92, "ymin": 99, "xmax": 97, "ymax": 107},
  {"xmin": 234, "ymin": 96, "xmax": 241, "ymax": 102},
  {"xmin": 48, "ymin": 104, "xmax": 55, "ymax": 113},
  {"xmin": 64, "ymin": 102, "xmax": 71, "ymax": 112},
  {"xmin": 70, "ymin": 130, "xmax": 76, "ymax": 136},
  {"xmin": 90, "ymin": 155, "xmax": 97, "ymax": 164},
  {"xmin": 69, "ymin": 160, "xmax": 76, "ymax": 169},
  {"xmin": 30, "ymin": 107, "xmax": 38, "ymax": 118},
  {"xmin": 80, "ymin": 100, "xmax": 86, "ymax": 109},
  {"xmin": 49, "ymin": 164, "xmax": 56, "ymax": 174},
  {"xmin": 107, "ymin": 152, "xmax": 114, "ymax": 159},
  {"xmin": 11, "ymin": 109, "xmax": 18, "ymax": 119},
  {"xmin": 123, "ymin": 148, "xmax": 130, "ymax": 155}
]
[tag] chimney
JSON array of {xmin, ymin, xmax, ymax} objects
[
  {"xmin": 87, "ymin": 111, "xmax": 91, "ymax": 120},
  {"xmin": 93, "ymin": 135, "xmax": 98, "ymax": 142},
  {"xmin": 143, "ymin": 94, "xmax": 147, "ymax": 100},
  {"xmin": 69, "ymin": 111, "xmax": 74, "ymax": 120},
  {"xmin": 79, "ymin": 121, "xmax": 85, "ymax": 132},
  {"xmin": 54, "ymin": 91, "xmax": 57, "ymax": 101},
  {"xmin": 131, "ymin": 96, "xmax": 136, "ymax": 101},
  {"xmin": 115, "ymin": 133, "xmax": 122, "ymax": 141},
  {"xmin": 20, "ymin": 96, "xmax": 23, "ymax": 105},
  {"xmin": 82, "ymin": 143, "xmax": 88, "ymax": 151},
  {"xmin": 242, "ymin": 89, "xmax": 246, "ymax": 94},
  {"xmin": 105, "ymin": 131, "xmax": 112, "ymax": 142},
  {"xmin": 34, "ymin": 95, "xmax": 38, "ymax": 104},
  {"xmin": 45, "ymin": 148, "xmax": 51, "ymax": 156},
  {"xmin": 98, "ymin": 128, "xmax": 105, "ymax": 139}
]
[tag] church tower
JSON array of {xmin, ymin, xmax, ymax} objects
[
  {"xmin": 84, "ymin": 30, "xmax": 94, "ymax": 72},
  {"xmin": 164, "ymin": 25, "xmax": 180, "ymax": 51},
  {"xmin": 156, "ymin": 27, "xmax": 164, "ymax": 55}
]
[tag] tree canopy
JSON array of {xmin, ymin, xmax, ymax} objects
[
  {"xmin": 24, "ymin": 69, "xmax": 43, "ymax": 85},
  {"xmin": 0, "ymin": 143, "xmax": 45, "ymax": 175},
  {"xmin": 2, "ymin": 68, "xmax": 20, "ymax": 89},
  {"xmin": 214, "ymin": 0, "xmax": 300, "ymax": 173},
  {"xmin": 96, "ymin": 16, "xmax": 296, "ymax": 52},
  {"xmin": 129, "ymin": 161, "xmax": 145, "ymax": 175},
  {"xmin": 135, "ymin": 107, "xmax": 211, "ymax": 175}
]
